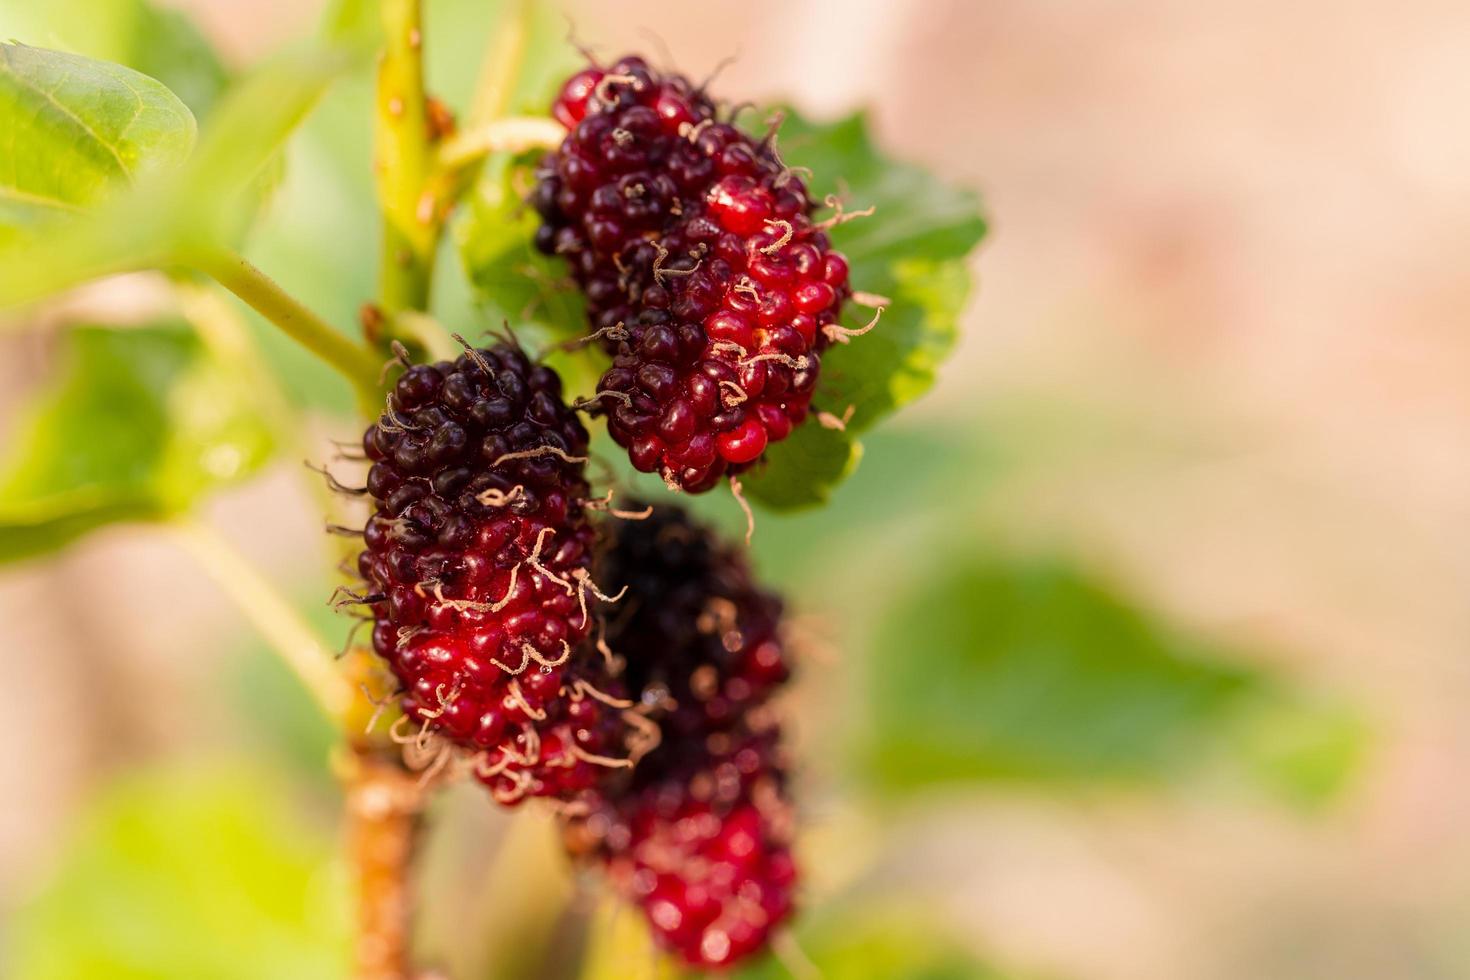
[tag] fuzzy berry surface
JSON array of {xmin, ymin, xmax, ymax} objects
[
  {"xmin": 563, "ymin": 506, "xmax": 797, "ymax": 968},
  {"xmin": 359, "ymin": 343, "xmax": 627, "ymax": 802},
  {"xmin": 533, "ymin": 55, "xmax": 854, "ymax": 492}
]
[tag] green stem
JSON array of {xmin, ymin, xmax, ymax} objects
[
  {"xmin": 198, "ymin": 250, "xmax": 381, "ymax": 408},
  {"xmin": 174, "ymin": 519, "xmax": 354, "ymax": 722},
  {"xmin": 375, "ymin": 0, "xmax": 434, "ymax": 315},
  {"xmin": 467, "ymin": 0, "xmax": 532, "ymax": 126},
  {"xmin": 377, "ymin": 0, "xmax": 543, "ymax": 323},
  {"xmin": 437, "ymin": 116, "xmax": 565, "ymax": 171}
]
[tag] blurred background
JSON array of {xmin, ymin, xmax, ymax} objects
[{"xmin": 2, "ymin": 0, "xmax": 1469, "ymax": 977}]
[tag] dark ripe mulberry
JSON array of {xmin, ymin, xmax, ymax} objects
[
  {"xmin": 597, "ymin": 504, "xmax": 790, "ymax": 740},
  {"xmin": 534, "ymin": 55, "xmax": 855, "ymax": 492},
  {"xmin": 360, "ymin": 342, "xmax": 628, "ymax": 802},
  {"xmin": 561, "ymin": 505, "xmax": 798, "ymax": 968}
]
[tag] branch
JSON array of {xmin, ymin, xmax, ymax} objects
[
  {"xmin": 341, "ymin": 746, "xmax": 424, "ymax": 980},
  {"xmin": 375, "ymin": 0, "xmax": 435, "ymax": 314},
  {"xmin": 198, "ymin": 250, "xmax": 381, "ymax": 408},
  {"xmin": 173, "ymin": 520, "xmax": 354, "ymax": 721}
]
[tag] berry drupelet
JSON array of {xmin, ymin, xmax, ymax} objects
[
  {"xmin": 474, "ymin": 642, "xmax": 639, "ymax": 805},
  {"xmin": 562, "ymin": 505, "xmax": 798, "ymax": 968},
  {"xmin": 532, "ymin": 56, "xmax": 855, "ymax": 492},
  {"xmin": 358, "ymin": 342, "xmax": 629, "ymax": 803}
]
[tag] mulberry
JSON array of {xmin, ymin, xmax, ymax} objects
[
  {"xmin": 562, "ymin": 505, "xmax": 798, "ymax": 968},
  {"xmin": 533, "ymin": 55, "xmax": 856, "ymax": 492},
  {"xmin": 358, "ymin": 342, "xmax": 628, "ymax": 802}
]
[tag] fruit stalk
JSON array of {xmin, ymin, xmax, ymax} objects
[
  {"xmin": 199, "ymin": 250, "xmax": 382, "ymax": 410},
  {"xmin": 437, "ymin": 116, "xmax": 566, "ymax": 170}
]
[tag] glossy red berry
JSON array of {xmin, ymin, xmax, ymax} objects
[
  {"xmin": 561, "ymin": 506, "xmax": 798, "ymax": 969},
  {"xmin": 552, "ymin": 67, "xmax": 604, "ymax": 129},
  {"xmin": 534, "ymin": 55, "xmax": 855, "ymax": 491},
  {"xmin": 622, "ymin": 789, "xmax": 796, "ymax": 969},
  {"xmin": 359, "ymin": 343, "xmax": 629, "ymax": 803}
]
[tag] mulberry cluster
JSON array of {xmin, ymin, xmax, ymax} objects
[
  {"xmin": 532, "ymin": 55, "xmax": 855, "ymax": 492},
  {"xmin": 564, "ymin": 506, "xmax": 798, "ymax": 969},
  {"xmin": 358, "ymin": 342, "xmax": 632, "ymax": 804}
]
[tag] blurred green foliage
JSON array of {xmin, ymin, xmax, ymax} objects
[
  {"xmin": 227, "ymin": 601, "xmax": 350, "ymax": 788},
  {"xmin": 865, "ymin": 556, "xmax": 1259, "ymax": 788},
  {"xmin": 735, "ymin": 906, "xmax": 1013, "ymax": 980},
  {"xmin": 861, "ymin": 555, "xmax": 1339, "ymax": 795},
  {"xmin": 0, "ymin": 322, "xmax": 274, "ymax": 563},
  {"xmin": 4, "ymin": 768, "xmax": 350, "ymax": 980},
  {"xmin": 1227, "ymin": 692, "xmax": 1366, "ymax": 809}
]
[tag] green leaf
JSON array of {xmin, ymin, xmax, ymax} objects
[
  {"xmin": 861, "ymin": 555, "xmax": 1360, "ymax": 796},
  {"xmin": 742, "ymin": 111, "xmax": 985, "ymax": 510},
  {"xmin": 0, "ymin": 321, "xmax": 275, "ymax": 563},
  {"xmin": 5, "ymin": 767, "xmax": 349, "ymax": 980},
  {"xmin": 455, "ymin": 6, "xmax": 585, "ymax": 337},
  {"xmin": 0, "ymin": 43, "xmax": 196, "ymax": 232},
  {"xmin": 459, "ymin": 150, "xmax": 588, "ymax": 336},
  {"xmin": 0, "ymin": 0, "xmax": 229, "ymax": 118}
]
